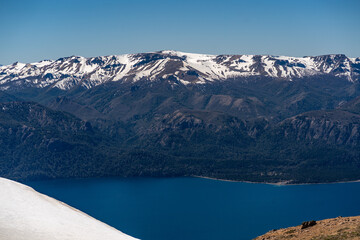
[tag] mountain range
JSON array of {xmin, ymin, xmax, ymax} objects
[
  {"xmin": 1, "ymin": 51, "xmax": 359, "ymax": 90},
  {"xmin": 0, "ymin": 51, "xmax": 359, "ymax": 183}
]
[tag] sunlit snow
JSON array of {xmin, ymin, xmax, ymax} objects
[{"xmin": 0, "ymin": 177, "xmax": 139, "ymax": 240}]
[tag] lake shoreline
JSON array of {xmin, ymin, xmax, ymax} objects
[
  {"xmin": 191, "ymin": 175, "xmax": 360, "ymax": 186},
  {"xmin": 24, "ymin": 175, "xmax": 360, "ymax": 186}
]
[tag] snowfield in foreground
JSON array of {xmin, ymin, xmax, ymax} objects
[{"xmin": 0, "ymin": 177, "xmax": 138, "ymax": 240}]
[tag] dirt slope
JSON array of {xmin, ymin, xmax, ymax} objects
[{"xmin": 254, "ymin": 216, "xmax": 360, "ymax": 240}]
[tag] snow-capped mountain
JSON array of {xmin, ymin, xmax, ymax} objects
[
  {"xmin": 0, "ymin": 177, "xmax": 138, "ymax": 240},
  {"xmin": 0, "ymin": 50, "xmax": 359, "ymax": 90}
]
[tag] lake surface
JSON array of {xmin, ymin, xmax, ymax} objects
[{"xmin": 26, "ymin": 177, "xmax": 360, "ymax": 240}]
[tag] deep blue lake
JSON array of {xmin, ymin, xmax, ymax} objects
[{"xmin": 25, "ymin": 177, "xmax": 360, "ymax": 240}]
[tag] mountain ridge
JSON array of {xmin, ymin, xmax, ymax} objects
[{"xmin": 0, "ymin": 51, "xmax": 359, "ymax": 91}]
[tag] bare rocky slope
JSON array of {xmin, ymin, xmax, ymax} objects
[{"xmin": 254, "ymin": 216, "xmax": 360, "ymax": 240}]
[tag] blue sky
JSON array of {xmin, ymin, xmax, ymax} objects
[{"xmin": 0, "ymin": 0, "xmax": 359, "ymax": 64}]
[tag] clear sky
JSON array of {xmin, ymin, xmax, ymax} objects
[{"xmin": 0, "ymin": 0, "xmax": 359, "ymax": 64}]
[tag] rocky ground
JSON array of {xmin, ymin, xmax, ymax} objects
[{"xmin": 254, "ymin": 216, "xmax": 360, "ymax": 240}]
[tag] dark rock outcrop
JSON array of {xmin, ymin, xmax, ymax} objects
[{"xmin": 301, "ymin": 220, "xmax": 317, "ymax": 229}]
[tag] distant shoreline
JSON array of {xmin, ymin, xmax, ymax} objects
[
  {"xmin": 24, "ymin": 175, "xmax": 360, "ymax": 186},
  {"xmin": 191, "ymin": 175, "xmax": 360, "ymax": 186}
]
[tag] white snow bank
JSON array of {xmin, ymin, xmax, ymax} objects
[{"xmin": 0, "ymin": 177, "xmax": 139, "ymax": 240}]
